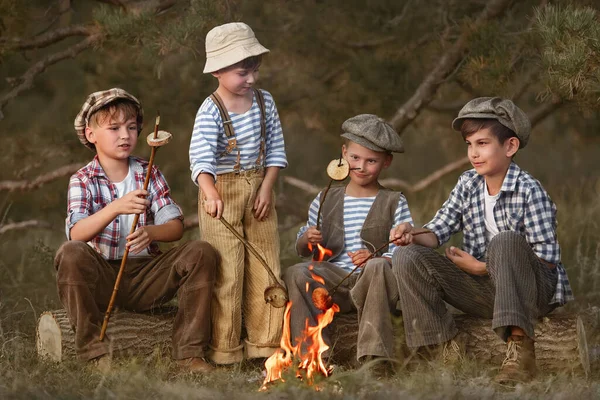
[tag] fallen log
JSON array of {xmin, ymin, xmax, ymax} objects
[{"xmin": 37, "ymin": 307, "xmax": 600, "ymax": 376}]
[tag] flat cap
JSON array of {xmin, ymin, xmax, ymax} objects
[
  {"xmin": 74, "ymin": 88, "xmax": 143, "ymax": 150},
  {"xmin": 341, "ymin": 114, "xmax": 404, "ymax": 153},
  {"xmin": 452, "ymin": 97, "xmax": 531, "ymax": 148}
]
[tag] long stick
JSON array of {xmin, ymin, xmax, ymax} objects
[
  {"xmin": 219, "ymin": 216, "xmax": 280, "ymax": 285},
  {"xmin": 99, "ymin": 114, "xmax": 160, "ymax": 341},
  {"xmin": 328, "ymin": 229, "xmax": 431, "ymax": 295}
]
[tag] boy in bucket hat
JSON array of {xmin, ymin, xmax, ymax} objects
[
  {"xmin": 390, "ymin": 97, "xmax": 574, "ymax": 383},
  {"xmin": 55, "ymin": 88, "xmax": 218, "ymax": 373},
  {"xmin": 283, "ymin": 114, "xmax": 413, "ymax": 371},
  {"xmin": 189, "ymin": 23, "xmax": 287, "ymax": 364}
]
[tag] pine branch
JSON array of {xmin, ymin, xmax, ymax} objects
[
  {"xmin": 0, "ymin": 25, "xmax": 92, "ymax": 50},
  {"xmin": 0, "ymin": 220, "xmax": 53, "ymax": 235},
  {"xmin": 0, "ymin": 34, "xmax": 101, "ymax": 120},
  {"xmin": 388, "ymin": 0, "xmax": 514, "ymax": 134},
  {"xmin": 529, "ymin": 99, "xmax": 564, "ymax": 126},
  {"xmin": 0, "ymin": 163, "xmax": 83, "ymax": 192}
]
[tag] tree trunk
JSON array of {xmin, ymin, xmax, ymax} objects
[
  {"xmin": 37, "ymin": 307, "xmax": 599, "ymax": 376},
  {"xmin": 36, "ymin": 308, "xmax": 175, "ymax": 362}
]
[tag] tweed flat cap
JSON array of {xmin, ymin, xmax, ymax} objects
[
  {"xmin": 74, "ymin": 88, "xmax": 143, "ymax": 151},
  {"xmin": 341, "ymin": 114, "xmax": 404, "ymax": 153},
  {"xmin": 452, "ymin": 97, "xmax": 531, "ymax": 148}
]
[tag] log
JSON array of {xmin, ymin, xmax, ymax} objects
[
  {"xmin": 36, "ymin": 308, "xmax": 176, "ymax": 362},
  {"xmin": 328, "ymin": 309, "xmax": 600, "ymax": 375},
  {"xmin": 37, "ymin": 307, "xmax": 599, "ymax": 376}
]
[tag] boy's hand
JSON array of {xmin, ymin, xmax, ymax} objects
[
  {"xmin": 203, "ymin": 193, "xmax": 224, "ymax": 219},
  {"xmin": 253, "ymin": 185, "xmax": 272, "ymax": 221},
  {"xmin": 348, "ymin": 249, "xmax": 372, "ymax": 267},
  {"xmin": 445, "ymin": 246, "xmax": 487, "ymax": 275},
  {"xmin": 389, "ymin": 222, "xmax": 414, "ymax": 246},
  {"xmin": 126, "ymin": 226, "xmax": 153, "ymax": 255},
  {"xmin": 305, "ymin": 226, "xmax": 323, "ymax": 245},
  {"xmin": 112, "ymin": 189, "xmax": 149, "ymax": 215}
]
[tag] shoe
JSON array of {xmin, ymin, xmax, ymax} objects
[
  {"xmin": 494, "ymin": 335, "xmax": 536, "ymax": 384},
  {"xmin": 89, "ymin": 354, "xmax": 111, "ymax": 374},
  {"xmin": 441, "ymin": 332, "xmax": 466, "ymax": 366},
  {"xmin": 176, "ymin": 357, "xmax": 214, "ymax": 373}
]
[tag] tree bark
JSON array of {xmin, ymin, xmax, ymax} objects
[
  {"xmin": 38, "ymin": 307, "xmax": 598, "ymax": 376},
  {"xmin": 36, "ymin": 308, "xmax": 175, "ymax": 362}
]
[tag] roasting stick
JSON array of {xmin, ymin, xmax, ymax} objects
[{"xmin": 99, "ymin": 114, "xmax": 168, "ymax": 341}]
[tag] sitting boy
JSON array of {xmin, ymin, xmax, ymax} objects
[
  {"xmin": 54, "ymin": 88, "xmax": 217, "ymax": 373},
  {"xmin": 391, "ymin": 97, "xmax": 573, "ymax": 383},
  {"xmin": 283, "ymin": 114, "xmax": 412, "ymax": 365}
]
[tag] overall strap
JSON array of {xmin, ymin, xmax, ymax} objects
[
  {"xmin": 253, "ymin": 88, "xmax": 267, "ymax": 168},
  {"xmin": 210, "ymin": 91, "xmax": 240, "ymax": 171}
]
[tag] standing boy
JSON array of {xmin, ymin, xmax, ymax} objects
[
  {"xmin": 55, "ymin": 88, "xmax": 217, "ymax": 373},
  {"xmin": 284, "ymin": 114, "xmax": 413, "ymax": 364},
  {"xmin": 189, "ymin": 23, "xmax": 287, "ymax": 364},
  {"xmin": 391, "ymin": 97, "xmax": 573, "ymax": 383}
]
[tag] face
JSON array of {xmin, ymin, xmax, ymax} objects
[
  {"xmin": 85, "ymin": 111, "xmax": 138, "ymax": 161},
  {"xmin": 212, "ymin": 65, "xmax": 259, "ymax": 96},
  {"xmin": 465, "ymin": 128, "xmax": 518, "ymax": 178},
  {"xmin": 342, "ymin": 141, "xmax": 392, "ymax": 188}
]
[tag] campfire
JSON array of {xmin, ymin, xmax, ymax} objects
[{"xmin": 261, "ymin": 243, "xmax": 339, "ymax": 390}]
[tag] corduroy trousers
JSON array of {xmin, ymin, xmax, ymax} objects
[
  {"xmin": 392, "ymin": 231, "xmax": 558, "ymax": 348},
  {"xmin": 199, "ymin": 170, "xmax": 284, "ymax": 364}
]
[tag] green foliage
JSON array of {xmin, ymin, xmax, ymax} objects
[{"xmin": 535, "ymin": 4, "xmax": 600, "ymax": 107}]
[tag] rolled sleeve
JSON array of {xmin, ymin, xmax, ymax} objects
[
  {"xmin": 190, "ymin": 105, "xmax": 219, "ymax": 184},
  {"xmin": 148, "ymin": 166, "xmax": 183, "ymax": 225},
  {"xmin": 295, "ymin": 194, "xmax": 320, "ymax": 254},
  {"xmin": 263, "ymin": 92, "xmax": 288, "ymax": 169},
  {"xmin": 423, "ymin": 176, "xmax": 465, "ymax": 246},
  {"xmin": 384, "ymin": 195, "xmax": 414, "ymax": 258},
  {"xmin": 65, "ymin": 175, "xmax": 92, "ymax": 239}
]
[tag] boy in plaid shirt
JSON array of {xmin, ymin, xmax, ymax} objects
[
  {"xmin": 54, "ymin": 88, "xmax": 217, "ymax": 373},
  {"xmin": 390, "ymin": 97, "xmax": 573, "ymax": 384}
]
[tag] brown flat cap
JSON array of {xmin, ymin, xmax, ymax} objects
[
  {"xmin": 341, "ymin": 114, "xmax": 404, "ymax": 153},
  {"xmin": 74, "ymin": 88, "xmax": 143, "ymax": 150},
  {"xmin": 452, "ymin": 97, "xmax": 531, "ymax": 148}
]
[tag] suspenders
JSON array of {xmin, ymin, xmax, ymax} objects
[{"xmin": 209, "ymin": 88, "xmax": 267, "ymax": 172}]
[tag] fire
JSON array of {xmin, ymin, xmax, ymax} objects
[
  {"xmin": 308, "ymin": 243, "xmax": 333, "ymax": 261},
  {"xmin": 261, "ymin": 244, "xmax": 339, "ymax": 391}
]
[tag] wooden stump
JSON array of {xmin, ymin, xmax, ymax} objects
[
  {"xmin": 37, "ymin": 307, "xmax": 599, "ymax": 376},
  {"xmin": 36, "ymin": 308, "xmax": 176, "ymax": 362}
]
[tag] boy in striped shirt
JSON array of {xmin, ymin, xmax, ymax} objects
[
  {"xmin": 390, "ymin": 98, "xmax": 573, "ymax": 384},
  {"xmin": 284, "ymin": 114, "xmax": 412, "ymax": 367},
  {"xmin": 189, "ymin": 23, "xmax": 287, "ymax": 365}
]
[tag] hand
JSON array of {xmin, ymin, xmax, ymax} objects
[
  {"xmin": 112, "ymin": 189, "xmax": 149, "ymax": 215},
  {"xmin": 445, "ymin": 246, "xmax": 487, "ymax": 275},
  {"xmin": 203, "ymin": 192, "xmax": 224, "ymax": 219},
  {"xmin": 126, "ymin": 226, "xmax": 153, "ymax": 255},
  {"xmin": 305, "ymin": 226, "xmax": 323, "ymax": 246},
  {"xmin": 253, "ymin": 185, "xmax": 272, "ymax": 221},
  {"xmin": 348, "ymin": 249, "xmax": 372, "ymax": 267},
  {"xmin": 389, "ymin": 222, "xmax": 414, "ymax": 246}
]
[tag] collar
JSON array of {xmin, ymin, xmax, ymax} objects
[
  {"xmin": 499, "ymin": 162, "xmax": 520, "ymax": 193},
  {"xmin": 85, "ymin": 156, "xmax": 145, "ymax": 179}
]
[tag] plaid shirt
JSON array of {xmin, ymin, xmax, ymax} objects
[
  {"xmin": 424, "ymin": 162, "xmax": 573, "ymax": 305},
  {"xmin": 65, "ymin": 156, "xmax": 183, "ymax": 260}
]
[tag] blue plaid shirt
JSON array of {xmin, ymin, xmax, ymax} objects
[{"xmin": 424, "ymin": 162, "xmax": 573, "ymax": 305}]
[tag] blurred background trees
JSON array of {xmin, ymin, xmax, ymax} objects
[{"xmin": 1, "ymin": 0, "xmax": 600, "ymax": 316}]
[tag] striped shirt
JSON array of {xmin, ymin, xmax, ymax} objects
[
  {"xmin": 65, "ymin": 156, "xmax": 183, "ymax": 260},
  {"xmin": 297, "ymin": 192, "xmax": 414, "ymax": 272},
  {"xmin": 424, "ymin": 162, "xmax": 573, "ymax": 305},
  {"xmin": 189, "ymin": 89, "xmax": 287, "ymax": 182}
]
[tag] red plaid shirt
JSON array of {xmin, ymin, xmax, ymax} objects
[{"xmin": 65, "ymin": 156, "xmax": 183, "ymax": 260}]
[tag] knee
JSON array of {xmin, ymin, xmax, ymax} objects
[
  {"xmin": 392, "ymin": 245, "xmax": 426, "ymax": 278},
  {"xmin": 183, "ymin": 240, "xmax": 218, "ymax": 273},
  {"xmin": 282, "ymin": 263, "xmax": 310, "ymax": 287},
  {"xmin": 55, "ymin": 241, "xmax": 95, "ymax": 281},
  {"xmin": 362, "ymin": 258, "xmax": 389, "ymax": 278},
  {"xmin": 487, "ymin": 231, "xmax": 527, "ymax": 256}
]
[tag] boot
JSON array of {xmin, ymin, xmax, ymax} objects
[{"xmin": 494, "ymin": 335, "xmax": 536, "ymax": 384}]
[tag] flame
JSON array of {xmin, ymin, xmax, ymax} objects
[
  {"xmin": 261, "ymin": 301, "xmax": 340, "ymax": 390},
  {"xmin": 308, "ymin": 243, "xmax": 333, "ymax": 261}
]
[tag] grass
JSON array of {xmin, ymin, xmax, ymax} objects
[{"xmin": 1, "ymin": 179, "xmax": 599, "ymax": 399}]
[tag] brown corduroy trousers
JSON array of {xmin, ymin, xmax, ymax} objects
[
  {"xmin": 199, "ymin": 170, "xmax": 284, "ymax": 364},
  {"xmin": 54, "ymin": 240, "xmax": 217, "ymax": 361}
]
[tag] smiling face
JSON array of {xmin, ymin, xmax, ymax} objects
[
  {"xmin": 465, "ymin": 128, "xmax": 519, "ymax": 179},
  {"xmin": 342, "ymin": 141, "xmax": 392, "ymax": 189},
  {"xmin": 85, "ymin": 110, "xmax": 138, "ymax": 162}
]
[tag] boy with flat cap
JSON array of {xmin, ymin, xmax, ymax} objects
[
  {"xmin": 390, "ymin": 97, "xmax": 573, "ymax": 383},
  {"xmin": 54, "ymin": 88, "xmax": 217, "ymax": 373},
  {"xmin": 283, "ymin": 114, "xmax": 413, "ymax": 366}
]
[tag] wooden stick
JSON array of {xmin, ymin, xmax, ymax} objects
[
  {"xmin": 100, "ymin": 113, "xmax": 161, "ymax": 341},
  {"xmin": 328, "ymin": 229, "xmax": 431, "ymax": 295}
]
